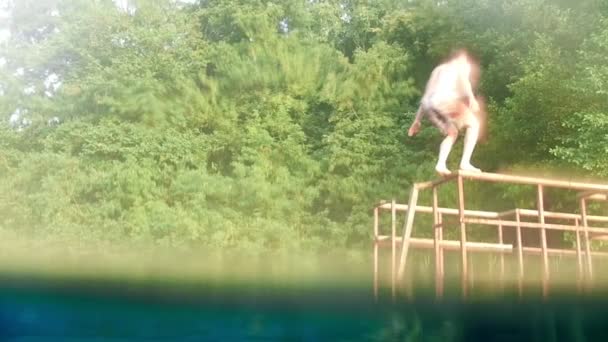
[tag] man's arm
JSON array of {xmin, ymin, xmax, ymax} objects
[
  {"xmin": 408, "ymin": 106, "xmax": 424, "ymax": 137},
  {"xmin": 459, "ymin": 66, "xmax": 479, "ymax": 112},
  {"xmin": 414, "ymin": 105, "xmax": 425, "ymax": 122},
  {"xmin": 409, "ymin": 65, "xmax": 446, "ymax": 137}
]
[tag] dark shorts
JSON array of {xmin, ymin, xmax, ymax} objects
[
  {"xmin": 423, "ymin": 104, "xmax": 459, "ymax": 136},
  {"xmin": 422, "ymin": 95, "xmax": 470, "ymax": 136}
]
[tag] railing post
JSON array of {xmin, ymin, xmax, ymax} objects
[
  {"xmin": 579, "ymin": 198, "xmax": 593, "ymax": 288},
  {"xmin": 516, "ymin": 209, "xmax": 524, "ymax": 297},
  {"xmin": 457, "ymin": 175, "xmax": 468, "ymax": 298},
  {"xmin": 575, "ymin": 218, "xmax": 583, "ymax": 293},
  {"xmin": 397, "ymin": 187, "xmax": 419, "ymax": 282},
  {"xmin": 391, "ymin": 200, "xmax": 396, "ymax": 300},
  {"xmin": 432, "ymin": 186, "xmax": 442, "ymax": 299},
  {"xmin": 373, "ymin": 207, "xmax": 379, "ymax": 301},
  {"xmin": 438, "ymin": 213, "xmax": 444, "ymax": 297},
  {"xmin": 498, "ymin": 223, "xmax": 505, "ymax": 289},
  {"xmin": 537, "ymin": 185, "xmax": 549, "ymax": 298}
]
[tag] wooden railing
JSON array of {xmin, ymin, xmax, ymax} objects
[{"xmin": 373, "ymin": 170, "xmax": 608, "ymax": 301}]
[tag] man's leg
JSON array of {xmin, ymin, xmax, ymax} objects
[
  {"xmin": 436, "ymin": 132, "xmax": 457, "ymax": 176},
  {"xmin": 459, "ymin": 110, "xmax": 481, "ymax": 172},
  {"xmin": 426, "ymin": 101, "xmax": 460, "ymax": 176}
]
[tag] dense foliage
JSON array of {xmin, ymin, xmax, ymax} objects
[{"xmin": 1, "ymin": 0, "xmax": 608, "ymax": 254}]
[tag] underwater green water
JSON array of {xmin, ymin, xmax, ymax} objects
[
  {"xmin": 0, "ymin": 275, "xmax": 608, "ymax": 341},
  {"xmin": 0, "ymin": 243, "xmax": 606, "ymax": 341}
]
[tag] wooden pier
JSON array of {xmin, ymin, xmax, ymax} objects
[{"xmin": 373, "ymin": 170, "xmax": 608, "ymax": 300}]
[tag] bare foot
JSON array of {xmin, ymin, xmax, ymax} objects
[
  {"xmin": 435, "ymin": 165, "xmax": 452, "ymax": 176},
  {"xmin": 459, "ymin": 164, "xmax": 482, "ymax": 173}
]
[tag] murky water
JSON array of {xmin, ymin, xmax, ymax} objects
[
  {"xmin": 0, "ymin": 245, "xmax": 607, "ymax": 340},
  {"xmin": 1, "ymin": 279, "xmax": 608, "ymax": 341}
]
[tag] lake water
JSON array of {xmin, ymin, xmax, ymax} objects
[
  {"xmin": 1, "ymin": 275, "xmax": 608, "ymax": 341},
  {"xmin": 0, "ymin": 246, "xmax": 606, "ymax": 341}
]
